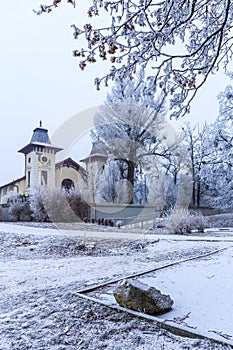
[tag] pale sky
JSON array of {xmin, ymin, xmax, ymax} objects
[{"xmin": 0, "ymin": 1, "xmax": 232, "ymax": 186}]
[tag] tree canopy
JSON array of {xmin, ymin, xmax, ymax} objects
[{"xmin": 37, "ymin": 0, "xmax": 233, "ymax": 118}]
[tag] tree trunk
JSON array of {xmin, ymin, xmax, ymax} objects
[
  {"xmin": 196, "ymin": 177, "xmax": 201, "ymax": 207},
  {"xmin": 126, "ymin": 160, "xmax": 135, "ymax": 204}
]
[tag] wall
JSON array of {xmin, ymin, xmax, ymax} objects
[
  {"xmin": 90, "ymin": 203, "xmax": 162, "ymax": 225},
  {"xmin": 55, "ymin": 166, "xmax": 85, "ymax": 190}
]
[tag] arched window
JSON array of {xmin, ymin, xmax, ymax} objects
[{"xmin": 61, "ymin": 179, "xmax": 74, "ymax": 191}]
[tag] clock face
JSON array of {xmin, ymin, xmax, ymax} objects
[{"xmin": 41, "ymin": 156, "xmax": 48, "ymax": 163}]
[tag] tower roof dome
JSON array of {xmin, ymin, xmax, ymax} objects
[
  {"xmin": 18, "ymin": 121, "xmax": 63, "ymax": 155},
  {"xmin": 80, "ymin": 140, "xmax": 107, "ymax": 163},
  {"xmin": 30, "ymin": 126, "xmax": 51, "ymax": 144},
  {"xmin": 90, "ymin": 140, "xmax": 106, "ymax": 156}
]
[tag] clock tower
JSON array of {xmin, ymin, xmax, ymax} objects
[{"xmin": 18, "ymin": 122, "xmax": 63, "ymax": 192}]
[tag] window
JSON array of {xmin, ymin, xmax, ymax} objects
[
  {"xmin": 28, "ymin": 171, "xmax": 31, "ymax": 188},
  {"xmin": 41, "ymin": 171, "xmax": 48, "ymax": 186}
]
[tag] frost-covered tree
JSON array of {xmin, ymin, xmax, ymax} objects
[
  {"xmin": 36, "ymin": 0, "xmax": 233, "ymax": 118},
  {"xmin": 216, "ymin": 84, "xmax": 233, "ymax": 147},
  {"xmin": 81, "ymin": 161, "xmax": 102, "ymax": 204},
  {"xmin": 181, "ymin": 123, "xmax": 215, "ymax": 207},
  {"xmin": 180, "ymin": 90, "xmax": 233, "ymax": 210},
  {"xmin": 159, "ymin": 140, "xmax": 192, "ymax": 211},
  {"xmin": 134, "ymin": 169, "xmax": 148, "ymax": 204},
  {"xmin": 98, "ymin": 160, "xmax": 121, "ymax": 202},
  {"xmin": 207, "ymin": 91, "xmax": 233, "ymax": 209},
  {"xmin": 218, "ymin": 84, "xmax": 233, "ymax": 120},
  {"xmin": 105, "ymin": 72, "xmax": 166, "ymax": 111},
  {"xmin": 92, "ymin": 103, "xmax": 170, "ymax": 203},
  {"xmin": 92, "ymin": 76, "xmax": 183, "ymax": 203}
]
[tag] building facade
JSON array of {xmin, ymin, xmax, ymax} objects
[{"xmin": 0, "ymin": 123, "xmax": 88, "ymax": 203}]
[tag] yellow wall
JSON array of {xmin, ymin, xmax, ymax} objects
[{"xmin": 55, "ymin": 166, "xmax": 85, "ymax": 191}]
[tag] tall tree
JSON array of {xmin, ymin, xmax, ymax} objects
[
  {"xmin": 91, "ymin": 76, "xmax": 174, "ymax": 203},
  {"xmin": 37, "ymin": 0, "xmax": 233, "ymax": 118},
  {"xmin": 208, "ymin": 89, "xmax": 233, "ymax": 209},
  {"xmin": 181, "ymin": 123, "xmax": 214, "ymax": 207},
  {"xmin": 98, "ymin": 160, "xmax": 121, "ymax": 203}
]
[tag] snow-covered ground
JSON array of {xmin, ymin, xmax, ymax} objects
[
  {"xmin": 96, "ymin": 245, "xmax": 233, "ymax": 344},
  {"xmin": 0, "ymin": 221, "xmax": 233, "ymax": 349}
]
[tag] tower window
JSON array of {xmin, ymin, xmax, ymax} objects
[
  {"xmin": 28, "ymin": 171, "xmax": 31, "ymax": 188},
  {"xmin": 41, "ymin": 171, "xmax": 48, "ymax": 186},
  {"xmin": 28, "ymin": 157, "xmax": 31, "ymax": 163}
]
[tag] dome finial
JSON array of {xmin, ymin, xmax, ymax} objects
[{"xmin": 39, "ymin": 120, "xmax": 42, "ymax": 128}]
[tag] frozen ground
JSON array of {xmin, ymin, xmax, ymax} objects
[{"xmin": 0, "ymin": 221, "xmax": 233, "ymax": 349}]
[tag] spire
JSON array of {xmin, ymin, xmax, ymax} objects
[{"xmin": 39, "ymin": 120, "xmax": 42, "ymax": 127}]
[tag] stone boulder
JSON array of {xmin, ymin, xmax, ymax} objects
[{"xmin": 113, "ymin": 279, "xmax": 173, "ymax": 315}]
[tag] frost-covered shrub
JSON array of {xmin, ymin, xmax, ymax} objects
[
  {"xmin": 2, "ymin": 191, "xmax": 32, "ymax": 221},
  {"xmin": 30, "ymin": 187, "xmax": 71, "ymax": 222},
  {"xmin": 65, "ymin": 189, "xmax": 90, "ymax": 221},
  {"xmin": 30, "ymin": 187, "xmax": 90, "ymax": 222},
  {"xmin": 165, "ymin": 206, "xmax": 206, "ymax": 234},
  {"xmin": 165, "ymin": 206, "xmax": 189, "ymax": 232},
  {"xmin": 30, "ymin": 187, "xmax": 49, "ymax": 222},
  {"xmin": 2, "ymin": 191, "xmax": 19, "ymax": 205},
  {"xmin": 9, "ymin": 201, "xmax": 32, "ymax": 221},
  {"xmin": 175, "ymin": 213, "xmax": 206, "ymax": 234}
]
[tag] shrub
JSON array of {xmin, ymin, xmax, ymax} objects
[
  {"xmin": 30, "ymin": 187, "xmax": 90, "ymax": 222},
  {"xmin": 165, "ymin": 206, "xmax": 206, "ymax": 234},
  {"xmin": 66, "ymin": 189, "xmax": 90, "ymax": 222},
  {"xmin": 30, "ymin": 187, "xmax": 50, "ymax": 222},
  {"xmin": 174, "ymin": 214, "xmax": 206, "ymax": 234},
  {"xmin": 2, "ymin": 191, "xmax": 32, "ymax": 221},
  {"xmin": 2, "ymin": 191, "xmax": 19, "ymax": 205},
  {"xmin": 9, "ymin": 201, "xmax": 32, "ymax": 221},
  {"xmin": 165, "ymin": 206, "xmax": 189, "ymax": 232}
]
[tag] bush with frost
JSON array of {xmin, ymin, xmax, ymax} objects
[
  {"xmin": 65, "ymin": 189, "xmax": 90, "ymax": 222},
  {"xmin": 30, "ymin": 187, "xmax": 90, "ymax": 222},
  {"xmin": 30, "ymin": 187, "xmax": 49, "ymax": 222},
  {"xmin": 165, "ymin": 206, "xmax": 206, "ymax": 234},
  {"xmin": 2, "ymin": 191, "xmax": 32, "ymax": 221},
  {"xmin": 9, "ymin": 201, "xmax": 32, "ymax": 221}
]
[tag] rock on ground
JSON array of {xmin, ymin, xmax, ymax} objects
[{"xmin": 114, "ymin": 279, "xmax": 173, "ymax": 315}]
